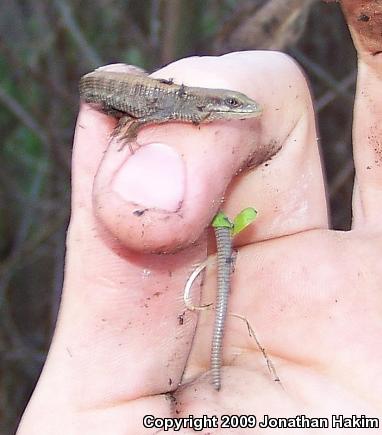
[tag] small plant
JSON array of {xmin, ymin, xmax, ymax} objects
[{"xmin": 211, "ymin": 207, "xmax": 258, "ymax": 235}]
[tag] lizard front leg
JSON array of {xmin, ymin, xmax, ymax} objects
[
  {"xmin": 192, "ymin": 111, "xmax": 212, "ymax": 125},
  {"xmin": 114, "ymin": 115, "xmax": 170, "ymax": 153},
  {"xmin": 113, "ymin": 118, "xmax": 143, "ymax": 153}
]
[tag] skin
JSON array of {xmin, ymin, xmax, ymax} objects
[{"xmin": 17, "ymin": 5, "xmax": 382, "ymax": 434}]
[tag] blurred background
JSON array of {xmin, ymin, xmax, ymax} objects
[{"xmin": 0, "ymin": 0, "xmax": 356, "ymax": 433}]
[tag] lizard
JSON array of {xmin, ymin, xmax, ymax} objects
[
  {"xmin": 79, "ymin": 66, "xmax": 262, "ymax": 152},
  {"xmin": 184, "ymin": 209, "xmax": 265, "ymax": 391},
  {"xmin": 78, "ymin": 66, "xmax": 263, "ymax": 390}
]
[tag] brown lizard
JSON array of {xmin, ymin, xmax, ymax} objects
[{"xmin": 79, "ymin": 66, "xmax": 262, "ymax": 152}]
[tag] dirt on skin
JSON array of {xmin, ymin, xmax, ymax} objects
[{"xmin": 340, "ymin": 0, "xmax": 382, "ymax": 55}]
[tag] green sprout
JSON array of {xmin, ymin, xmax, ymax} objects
[{"xmin": 211, "ymin": 207, "xmax": 258, "ymax": 236}]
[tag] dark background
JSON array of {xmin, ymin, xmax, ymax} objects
[{"xmin": 0, "ymin": 1, "xmax": 356, "ymax": 433}]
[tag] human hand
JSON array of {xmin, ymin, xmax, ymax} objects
[{"xmin": 17, "ymin": 4, "xmax": 382, "ymax": 434}]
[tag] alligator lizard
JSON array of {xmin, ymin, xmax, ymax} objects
[{"xmin": 79, "ymin": 66, "xmax": 262, "ymax": 152}]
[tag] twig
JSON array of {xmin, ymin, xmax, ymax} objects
[
  {"xmin": 0, "ymin": 83, "xmax": 71, "ymax": 172},
  {"xmin": 315, "ymin": 69, "xmax": 356, "ymax": 112},
  {"xmin": 54, "ymin": 0, "xmax": 102, "ymax": 68},
  {"xmin": 214, "ymin": 0, "xmax": 317, "ymax": 52},
  {"xmin": 0, "ymin": 86, "xmax": 50, "ymax": 151},
  {"xmin": 0, "ymin": 162, "xmax": 46, "ymax": 309},
  {"xmin": 161, "ymin": 0, "xmax": 182, "ymax": 64},
  {"xmin": 0, "ymin": 208, "xmax": 68, "ymax": 278},
  {"xmin": 183, "ymin": 261, "xmax": 283, "ymax": 386},
  {"xmin": 0, "ymin": 37, "xmax": 75, "ymax": 106},
  {"xmin": 150, "ymin": 0, "xmax": 161, "ymax": 52},
  {"xmin": 290, "ymin": 47, "xmax": 355, "ymax": 101},
  {"xmin": 230, "ymin": 312, "xmax": 284, "ymax": 388}
]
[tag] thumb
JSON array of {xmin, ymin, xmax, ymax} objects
[
  {"xmin": 92, "ymin": 75, "xmax": 263, "ymax": 253},
  {"xmin": 18, "ymin": 55, "xmax": 263, "ymax": 432}
]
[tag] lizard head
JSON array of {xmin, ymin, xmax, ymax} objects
[{"xmin": 200, "ymin": 89, "xmax": 263, "ymax": 119}]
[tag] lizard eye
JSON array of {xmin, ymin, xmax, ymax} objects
[{"xmin": 225, "ymin": 97, "xmax": 241, "ymax": 108}]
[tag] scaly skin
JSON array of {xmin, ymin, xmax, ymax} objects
[{"xmin": 79, "ymin": 69, "xmax": 262, "ymax": 151}]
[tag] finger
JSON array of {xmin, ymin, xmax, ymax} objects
[
  {"xmin": 340, "ymin": 1, "xmax": 382, "ymax": 229},
  {"xmin": 184, "ymin": 229, "xmax": 382, "ymax": 407},
  {"xmin": 216, "ymin": 51, "xmax": 328, "ymax": 243},
  {"xmin": 95, "ymin": 52, "xmax": 328, "ymax": 257}
]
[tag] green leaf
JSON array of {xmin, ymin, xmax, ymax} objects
[
  {"xmin": 232, "ymin": 207, "xmax": 258, "ymax": 236},
  {"xmin": 211, "ymin": 211, "xmax": 233, "ymax": 229}
]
